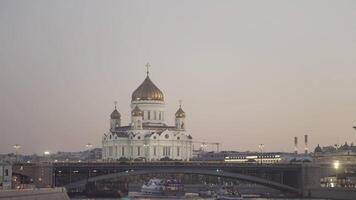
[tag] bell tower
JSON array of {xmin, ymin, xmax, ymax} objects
[
  {"xmin": 110, "ymin": 101, "xmax": 121, "ymax": 131},
  {"xmin": 175, "ymin": 100, "xmax": 186, "ymax": 130}
]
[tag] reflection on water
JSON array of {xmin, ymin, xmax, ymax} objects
[
  {"xmin": 72, "ymin": 197, "xmax": 326, "ymax": 200},
  {"xmin": 72, "ymin": 197, "xmax": 327, "ymax": 200}
]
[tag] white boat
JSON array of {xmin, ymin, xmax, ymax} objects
[{"xmin": 141, "ymin": 178, "xmax": 164, "ymax": 194}]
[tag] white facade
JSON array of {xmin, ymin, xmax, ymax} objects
[
  {"xmin": 0, "ymin": 162, "xmax": 12, "ymax": 190},
  {"xmin": 102, "ymin": 72, "xmax": 193, "ymax": 161}
]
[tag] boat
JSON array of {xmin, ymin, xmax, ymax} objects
[
  {"xmin": 198, "ymin": 190, "xmax": 215, "ymax": 198},
  {"xmin": 141, "ymin": 178, "xmax": 164, "ymax": 194},
  {"xmin": 215, "ymin": 186, "xmax": 243, "ymax": 200},
  {"xmin": 141, "ymin": 178, "xmax": 184, "ymax": 196}
]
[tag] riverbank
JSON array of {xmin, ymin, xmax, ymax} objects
[{"xmin": 0, "ymin": 188, "xmax": 69, "ymax": 200}]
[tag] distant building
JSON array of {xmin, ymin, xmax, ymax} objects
[
  {"xmin": 313, "ymin": 142, "xmax": 356, "ymax": 164},
  {"xmin": 0, "ymin": 161, "xmax": 12, "ymax": 190},
  {"xmin": 192, "ymin": 150, "xmax": 312, "ymax": 163},
  {"xmin": 102, "ymin": 67, "xmax": 193, "ymax": 161}
]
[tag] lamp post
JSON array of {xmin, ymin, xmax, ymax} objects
[
  {"xmin": 258, "ymin": 144, "xmax": 264, "ymax": 165},
  {"xmin": 85, "ymin": 143, "xmax": 93, "ymax": 162},
  {"xmin": 85, "ymin": 143, "xmax": 93, "ymax": 181},
  {"xmin": 13, "ymin": 144, "xmax": 21, "ymax": 163},
  {"xmin": 334, "ymin": 160, "xmax": 340, "ymax": 187}
]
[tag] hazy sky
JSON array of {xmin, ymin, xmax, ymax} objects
[{"xmin": 1, "ymin": 0, "xmax": 356, "ymax": 154}]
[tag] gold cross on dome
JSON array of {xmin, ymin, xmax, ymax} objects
[
  {"xmin": 114, "ymin": 101, "xmax": 118, "ymax": 109},
  {"xmin": 145, "ymin": 62, "xmax": 150, "ymax": 75}
]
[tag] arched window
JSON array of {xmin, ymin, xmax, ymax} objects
[{"xmin": 165, "ymin": 134, "xmax": 169, "ymax": 139}]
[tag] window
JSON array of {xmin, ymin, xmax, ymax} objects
[
  {"xmin": 159, "ymin": 112, "xmax": 162, "ymax": 120},
  {"xmin": 177, "ymin": 137, "xmax": 180, "ymax": 140},
  {"xmin": 163, "ymin": 147, "xmax": 171, "ymax": 156},
  {"xmin": 122, "ymin": 147, "xmax": 125, "ymax": 156},
  {"xmin": 137, "ymin": 136, "xmax": 141, "ymax": 140},
  {"xmin": 130, "ymin": 146, "xmax": 133, "ymax": 156},
  {"xmin": 148, "ymin": 111, "xmax": 151, "ymax": 120},
  {"xmin": 154, "ymin": 146, "xmax": 157, "ymax": 156},
  {"xmin": 114, "ymin": 146, "xmax": 117, "ymax": 157},
  {"xmin": 154, "ymin": 111, "xmax": 157, "ymax": 120},
  {"xmin": 109, "ymin": 146, "xmax": 113, "ymax": 157},
  {"xmin": 153, "ymin": 136, "xmax": 157, "ymax": 140},
  {"xmin": 138, "ymin": 146, "xmax": 141, "ymax": 156},
  {"xmin": 165, "ymin": 134, "xmax": 169, "ymax": 139},
  {"xmin": 5, "ymin": 169, "xmax": 8, "ymax": 176},
  {"xmin": 177, "ymin": 147, "xmax": 180, "ymax": 156}
]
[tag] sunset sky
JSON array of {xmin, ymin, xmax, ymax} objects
[{"xmin": 1, "ymin": 0, "xmax": 356, "ymax": 154}]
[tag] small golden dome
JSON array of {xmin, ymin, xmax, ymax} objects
[
  {"xmin": 110, "ymin": 109, "xmax": 121, "ymax": 119},
  {"xmin": 131, "ymin": 106, "xmax": 143, "ymax": 117},
  {"xmin": 132, "ymin": 76, "xmax": 164, "ymax": 101},
  {"xmin": 175, "ymin": 107, "xmax": 186, "ymax": 118}
]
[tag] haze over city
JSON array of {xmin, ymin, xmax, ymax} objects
[{"xmin": 1, "ymin": 0, "xmax": 356, "ymax": 154}]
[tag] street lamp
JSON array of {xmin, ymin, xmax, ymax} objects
[
  {"xmin": 13, "ymin": 144, "xmax": 21, "ymax": 162},
  {"xmin": 258, "ymin": 144, "xmax": 264, "ymax": 165},
  {"xmin": 85, "ymin": 143, "xmax": 93, "ymax": 161},
  {"xmin": 85, "ymin": 143, "xmax": 93, "ymax": 181}
]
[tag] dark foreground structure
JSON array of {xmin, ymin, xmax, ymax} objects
[{"xmin": 12, "ymin": 161, "xmax": 356, "ymax": 199}]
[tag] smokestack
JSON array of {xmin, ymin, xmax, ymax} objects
[
  {"xmin": 304, "ymin": 134, "xmax": 308, "ymax": 154},
  {"xmin": 294, "ymin": 136, "xmax": 298, "ymax": 154}
]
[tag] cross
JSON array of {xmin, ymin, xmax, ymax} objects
[
  {"xmin": 179, "ymin": 100, "xmax": 182, "ymax": 108},
  {"xmin": 114, "ymin": 101, "xmax": 118, "ymax": 109},
  {"xmin": 145, "ymin": 62, "xmax": 150, "ymax": 75}
]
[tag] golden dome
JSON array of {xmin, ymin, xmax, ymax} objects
[
  {"xmin": 175, "ymin": 107, "xmax": 186, "ymax": 118},
  {"xmin": 110, "ymin": 109, "xmax": 121, "ymax": 119},
  {"xmin": 131, "ymin": 106, "xmax": 143, "ymax": 117},
  {"xmin": 132, "ymin": 76, "xmax": 164, "ymax": 101}
]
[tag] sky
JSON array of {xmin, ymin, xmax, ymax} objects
[{"xmin": 1, "ymin": 0, "xmax": 356, "ymax": 154}]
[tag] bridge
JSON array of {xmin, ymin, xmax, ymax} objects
[{"xmin": 13, "ymin": 161, "xmax": 345, "ymax": 197}]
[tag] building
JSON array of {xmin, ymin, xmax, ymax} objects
[
  {"xmin": 102, "ymin": 66, "xmax": 193, "ymax": 161},
  {"xmin": 313, "ymin": 142, "xmax": 356, "ymax": 164},
  {"xmin": 0, "ymin": 161, "xmax": 12, "ymax": 190},
  {"xmin": 192, "ymin": 150, "xmax": 312, "ymax": 164}
]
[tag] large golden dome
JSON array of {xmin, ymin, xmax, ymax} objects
[{"xmin": 132, "ymin": 75, "xmax": 164, "ymax": 101}]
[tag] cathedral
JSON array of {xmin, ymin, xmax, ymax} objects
[{"xmin": 102, "ymin": 65, "xmax": 193, "ymax": 161}]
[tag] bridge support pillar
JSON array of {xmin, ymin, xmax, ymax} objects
[{"xmin": 301, "ymin": 164, "xmax": 329, "ymax": 197}]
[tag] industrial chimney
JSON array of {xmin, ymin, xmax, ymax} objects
[
  {"xmin": 294, "ymin": 136, "xmax": 298, "ymax": 154},
  {"xmin": 304, "ymin": 134, "xmax": 308, "ymax": 154}
]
